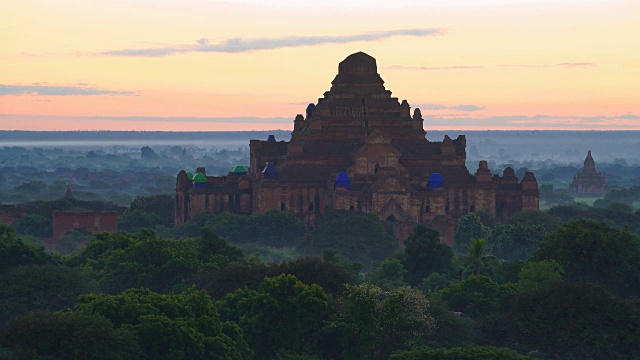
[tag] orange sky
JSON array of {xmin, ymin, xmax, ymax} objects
[{"xmin": 1, "ymin": 0, "xmax": 639, "ymax": 130}]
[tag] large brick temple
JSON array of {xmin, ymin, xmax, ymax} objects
[{"xmin": 175, "ymin": 52, "xmax": 540, "ymax": 244}]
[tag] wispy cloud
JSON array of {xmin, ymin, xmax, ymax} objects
[
  {"xmin": 424, "ymin": 113, "xmax": 640, "ymax": 129},
  {"xmin": 384, "ymin": 65, "xmax": 484, "ymax": 70},
  {"xmin": 100, "ymin": 28, "xmax": 446, "ymax": 57},
  {"xmin": 0, "ymin": 114, "xmax": 291, "ymax": 124},
  {"xmin": 0, "ymin": 83, "xmax": 138, "ymax": 96},
  {"xmin": 389, "ymin": 63, "xmax": 597, "ymax": 71},
  {"xmin": 496, "ymin": 64, "xmax": 552, "ymax": 68},
  {"xmin": 499, "ymin": 63, "xmax": 597, "ymax": 68},
  {"xmin": 415, "ymin": 103, "xmax": 486, "ymax": 111},
  {"xmin": 556, "ymin": 62, "xmax": 597, "ymax": 68}
]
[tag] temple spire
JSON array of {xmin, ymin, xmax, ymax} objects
[
  {"xmin": 64, "ymin": 185, "xmax": 75, "ymax": 201},
  {"xmin": 584, "ymin": 150, "xmax": 596, "ymax": 172}
]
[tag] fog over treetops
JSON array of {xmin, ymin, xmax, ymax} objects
[{"xmin": 1, "ymin": 130, "xmax": 637, "ymax": 165}]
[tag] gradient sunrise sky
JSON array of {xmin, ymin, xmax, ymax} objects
[{"xmin": 1, "ymin": 0, "xmax": 639, "ymax": 131}]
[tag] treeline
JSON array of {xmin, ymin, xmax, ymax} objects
[{"xmin": 2, "ymin": 205, "xmax": 640, "ymax": 359}]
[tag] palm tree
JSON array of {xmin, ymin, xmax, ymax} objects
[{"xmin": 462, "ymin": 238, "xmax": 496, "ymax": 277}]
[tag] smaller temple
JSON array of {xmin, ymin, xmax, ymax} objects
[
  {"xmin": 64, "ymin": 185, "xmax": 75, "ymax": 201},
  {"xmin": 569, "ymin": 150, "xmax": 607, "ymax": 195},
  {"xmin": 52, "ymin": 211, "xmax": 118, "ymax": 240}
]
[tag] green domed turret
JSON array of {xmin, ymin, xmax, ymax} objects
[
  {"xmin": 193, "ymin": 172, "xmax": 207, "ymax": 182},
  {"xmin": 193, "ymin": 172, "xmax": 207, "ymax": 189},
  {"xmin": 186, "ymin": 172, "xmax": 194, "ymax": 181},
  {"xmin": 232, "ymin": 165, "xmax": 247, "ymax": 173}
]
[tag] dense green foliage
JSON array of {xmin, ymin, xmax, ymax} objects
[
  {"xmin": 318, "ymin": 285, "xmax": 435, "ymax": 360},
  {"xmin": 0, "ymin": 265, "xmax": 94, "ymax": 324},
  {"xmin": 435, "ymin": 276, "xmax": 507, "ymax": 318},
  {"xmin": 453, "ymin": 214, "xmax": 489, "ymax": 254},
  {"xmin": 0, "ymin": 225, "xmax": 52, "ymax": 273},
  {"xmin": 218, "ymin": 274, "xmax": 328, "ymax": 358},
  {"xmin": 74, "ymin": 228, "xmax": 243, "ymax": 294},
  {"xmin": 533, "ymin": 219, "xmax": 640, "ymax": 296},
  {"xmin": 0, "ymin": 311, "xmax": 141, "ymax": 360},
  {"xmin": 174, "ymin": 210, "xmax": 306, "ymax": 247},
  {"xmin": 391, "ymin": 346, "xmax": 534, "ymax": 360},
  {"xmin": 512, "ymin": 282, "xmax": 640, "ymax": 359},
  {"xmin": 403, "ymin": 225, "xmax": 453, "ymax": 286},
  {"xmin": 486, "ymin": 223, "xmax": 546, "ymax": 260},
  {"xmin": 298, "ymin": 210, "xmax": 399, "ymax": 266},
  {"xmin": 202, "ymin": 255, "xmax": 355, "ymax": 298},
  {"xmin": 77, "ymin": 288, "xmax": 253, "ymax": 360}
]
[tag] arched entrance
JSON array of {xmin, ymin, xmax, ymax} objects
[{"xmin": 384, "ymin": 215, "xmax": 396, "ymax": 236}]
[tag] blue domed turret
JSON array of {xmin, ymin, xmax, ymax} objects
[
  {"xmin": 428, "ymin": 173, "xmax": 443, "ymax": 190},
  {"xmin": 335, "ymin": 172, "xmax": 351, "ymax": 190},
  {"xmin": 261, "ymin": 162, "xmax": 279, "ymax": 180}
]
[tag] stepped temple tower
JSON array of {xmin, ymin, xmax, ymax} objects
[
  {"xmin": 175, "ymin": 52, "xmax": 540, "ymax": 244},
  {"xmin": 569, "ymin": 150, "xmax": 607, "ymax": 195}
]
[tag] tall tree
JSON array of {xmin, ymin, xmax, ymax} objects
[
  {"xmin": 454, "ymin": 213, "xmax": 490, "ymax": 254},
  {"xmin": 403, "ymin": 225, "xmax": 453, "ymax": 286},
  {"xmin": 461, "ymin": 238, "xmax": 496, "ymax": 277}
]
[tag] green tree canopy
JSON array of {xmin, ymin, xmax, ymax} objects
[
  {"xmin": 245, "ymin": 210, "xmax": 306, "ymax": 246},
  {"xmin": 298, "ymin": 211, "xmax": 399, "ymax": 266},
  {"xmin": 461, "ymin": 238, "xmax": 496, "ymax": 277},
  {"xmin": 513, "ymin": 282, "xmax": 640, "ymax": 359},
  {"xmin": 13, "ymin": 214, "xmax": 52, "ymax": 238},
  {"xmin": 503, "ymin": 209, "xmax": 563, "ymax": 233},
  {"xmin": 391, "ymin": 346, "xmax": 534, "ymax": 360},
  {"xmin": 516, "ymin": 260, "xmax": 563, "ymax": 293},
  {"xmin": 0, "ymin": 225, "xmax": 51, "ymax": 274},
  {"xmin": 532, "ymin": 219, "xmax": 640, "ymax": 297},
  {"xmin": 202, "ymin": 256, "xmax": 355, "ymax": 298},
  {"xmin": 218, "ymin": 274, "xmax": 328, "ymax": 358},
  {"xmin": 435, "ymin": 275, "xmax": 508, "ymax": 318},
  {"xmin": 173, "ymin": 210, "xmax": 305, "ymax": 247},
  {"xmin": 0, "ymin": 311, "xmax": 141, "ymax": 360},
  {"xmin": 318, "ymin": 285, "xmax": 435, "ymax": 360},
  {"xmin": 0, "ymin": 265, "xmax": 95, "ymax": 325},
  {"xmin": 366, "ymin": 257, "xmax": 408, "ymax": 290},
  {"xmin": 487, "ymin": 223, "xmax": 546, "ymax": 261},
  {"xmin": 74, "ymin": 228, "xmax": 243, "ymax": 294},
  {"xmin": 453, "ymin": 213, "xmax": 490, "ymax": 254},
  {"xmin": 78, "ymin": 287, "xmax": 252, "ymax": 360},
  {"xmin": 403, "ymin": 225, "xmax": 453, "ymax": 286}
]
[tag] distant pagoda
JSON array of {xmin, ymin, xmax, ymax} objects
[
  {"xmin": 64, "ymin": 185, "xmax": 75, "ymax": 201},
  {"xmin": 569, "ymin": 150, "xmax": 607, "ymax": 195}
]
